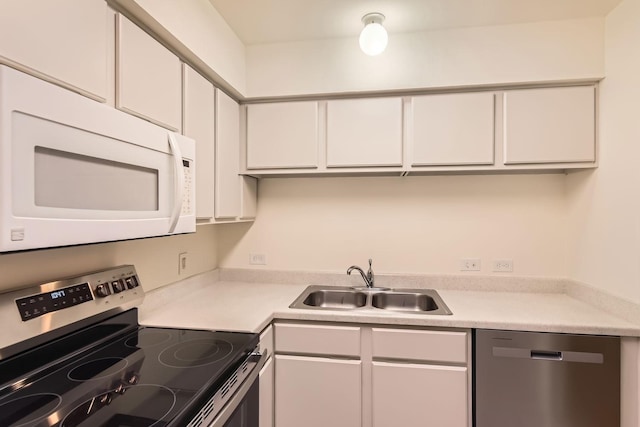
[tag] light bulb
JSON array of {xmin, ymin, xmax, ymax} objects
[{"xmin": 359, "ymin": 13, "xmax": 388, "ymax": 56}]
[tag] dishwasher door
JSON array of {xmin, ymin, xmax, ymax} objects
[{"xmin": 475, "ymin": 329, "xmax": 620, "ymax": 427}]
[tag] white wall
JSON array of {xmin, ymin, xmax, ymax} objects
[
  {"xmin": 566, "ymin": 0, "xmax": 640, "ymax": 305},
  {"xmin": 246, "ymin": 18, "xmax": 604, "ymax": 98},
  {"xmin": 0, "ymin": 225, "xmax": 218, "ymax": 293},
  {"xmin": 218, "ymin": 175, "xmax": 568, "ymax": 277}
]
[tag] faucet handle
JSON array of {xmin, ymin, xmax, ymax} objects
[{"xmin": 367, "ymin": 258, "xmax": 374, "ymax": 285}]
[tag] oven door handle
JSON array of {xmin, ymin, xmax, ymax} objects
[{"xmin": 207, "ymin": 350, "xmax": 267, "ymax": 427}]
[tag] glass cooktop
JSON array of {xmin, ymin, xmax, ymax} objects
[{"xmin": 0, "ymin": 310, "xmax": 258, "ymax": 427}]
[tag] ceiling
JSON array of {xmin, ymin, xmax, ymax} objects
[{"xmin": 208, "ymin": 0, "xmax": 622, "ymax": 45}]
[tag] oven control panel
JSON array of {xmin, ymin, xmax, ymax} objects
[
  {"xmin": 16, "ymin": 283, "xmax": 94, "ymax": 321},
  {"xmin": 12, "ymin": 265, "xmax": 144, "ymax": 323},
  {"xmin": 93, "ymin": 275, "xmax": 140, "ymax": 299}
]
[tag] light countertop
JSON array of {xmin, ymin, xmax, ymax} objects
[{"xmin": 139, "ymin": 274, "xmax": 640, "ymax": 337}]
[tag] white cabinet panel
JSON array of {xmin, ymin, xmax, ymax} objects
[
  {"xmin": 327, "ymin": 97, "xmax": 403, "ymax": 167},
  {"xmin": 372, "ymin": 361, "xmax": 468, "ymax": 427},
  {"xmin": 372, "ymin": 328, "xmax": 467, "ymax": 363},
  {"xmin": 504, "ymin": 86, "xmax": 596, "ymax": 164},
  {"xmin": 275, "ymin": 323, "xmax": 360, "ymax": 357},
  {"xmin": 215, "ymin": 89, "xmax": 241, "ymax": 219},
  {"xmin": 117, "ymin": 14, "xmax": 182, "ymax": 131},
  {"xmin": 0, "ymin": 0, "xmax": 111, "ymax": 101},
  {"xmin": 247, "ymin": 102, "xmax": 319, "ymax": 169},
  {"xmin": 183, "ymin": 65, "xmax": 215, "ymax": 219},
  {"xmin": 259, "ymin": 356, "xmax": 274, "ymax": 427},
  {"xmin": 412, "ymin": 92, "xmax": 495, "ymax": 166},
  {"xmin": 240, "ymin": 176, "xmax": 258, "ymax": 220},
  {"xmin": 275, "ymin": 355, "xmax": 361, "ymax": 427}
]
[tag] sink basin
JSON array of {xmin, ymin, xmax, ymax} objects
[
  {"xmin": 289, "ymin": 286, "xmax": 452, "ymax": 315},
  {"xmin": 303, "ymin": 290, "xmax": 367, "ymax": 309},
  {"xmin": 371, "ymin": 292, "xmax": 439, "ymax": 312}
]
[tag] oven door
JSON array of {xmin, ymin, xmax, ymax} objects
[{"xmin": 208, "ymin": 354, "xmax": 264, "ymax": 427}]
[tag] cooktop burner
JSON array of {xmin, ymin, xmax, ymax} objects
[
  {"xmin": 159, "ymin": 339, "xmax": 233, "ymax": 368},
  {"xmin": 124, "ymin": 330, "xmax": 172, "ymax": 349},
  {"xmin": 0, "ymin": 393, "xmax": 62, "ymax": 427},
  {"xmin": 61, "ymin": 384, "xmax": 176, "ymax": 427},
  {"xmin": 0, "ymin": 310, "xmax": 259, "ymax": 427},
  {"xmin": 67, "ymin": 357, "xmax": 128, "ymax": 381}
]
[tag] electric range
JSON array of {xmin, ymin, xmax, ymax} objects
[{"xmin": 0, "ymin": 265, "xmax": 263, "ymax": 427}]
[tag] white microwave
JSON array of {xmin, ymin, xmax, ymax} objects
[{"xmin": 0, "ymin": 66, "xmax": 196, "ymax": 252}]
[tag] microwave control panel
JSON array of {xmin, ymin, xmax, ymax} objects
[{"xmin": 182, "ymin": 159, "xmax": 192, "ymax": 216}]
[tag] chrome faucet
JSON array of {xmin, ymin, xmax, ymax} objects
[{"xmin": 347, "ymin": 258, "xmax": 375, "ymax": 288}]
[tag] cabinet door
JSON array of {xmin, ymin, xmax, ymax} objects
[
  {"xmin": 372, "ymin": 361, "xmax": 468, "ymax": 427},
  {"xmin": 412, "ymin": 92, "xmax": 495, "ymax": 166},
  {"xmin": 259, "ymin": 357, "xmax": 274, "ymax": 427},
  {"xmin": 183, "ymin": 65, "xmax": 215, "ymax": 219},
  {"xmin": 504, "ymin": 86, "xmax": 595, "ymax": 164},
  {"xmin": 247, "ymin": 102, "xmax": 319, "ymax": 169},
  {"xmin": 275, "ymin": 355, "xmax": 361, "ymax": 427},
  {"xmin": 215, "ymin": 89, "xmax": 241, "ymax": 219},
  {"xmin": 326, "ymin": 98, "xmax": 403, "ymax": 167},
  {"xmin": 117, "ymin": 14, "xmax": 182, "ymax": 131},
  {"xmin": 0, "ymin": 0, "xmax": 111, "ymax": 101}
]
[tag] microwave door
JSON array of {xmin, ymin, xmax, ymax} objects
[{"xmin": 3, "ymin": 115, "xmax": 194, "ymax": 252}]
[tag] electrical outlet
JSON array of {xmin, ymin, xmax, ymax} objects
[
  {"xmin": 460, "ymin": 258, "xmax": 481, "ymax": 271},
  {"xmin": 249, "ymin": 253, "xmax": 267, "ymax": 265},
  {"xmin": 178, "ymin": 252, "xmax": 188, "ymax": 275},
  {"xmin": 493, "ymin": 259, "xmax": 514, "ymax": 272}
]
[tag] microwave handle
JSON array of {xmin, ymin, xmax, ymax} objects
[{"xmin": 168, "ymin": 132, "xmax": 185, "ymax": 233}]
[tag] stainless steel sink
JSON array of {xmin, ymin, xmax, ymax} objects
[
  {"xmin": 371, "ymin": 292, "xmax": 439, "ymax": 312},
  {"xmin": 289, "ymin": 286, "xmax": 452, "ymax": 315},
  {"xmin": 303, "ymin": 289, "xmax": 368, "ymax": 309}
]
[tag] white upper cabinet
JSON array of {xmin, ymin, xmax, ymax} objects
[
  {"xmin": 411, "ymin": 92, "xmax": 495, "ymax": 166},
  {"xmin": 503, "ymin": 86, "xmax": 596, "ymax": 164},
  {"xmin": 247, "ymin": 102, "xmax": 319, "ymax": 169},
  {"xmin": 215, "ymin": 89, "xmax": 241, "ymax": 219},
  {"xmin": 0, "ymin": 0, "xmax": 111, "ymax": 101},
  {"xmin": 326, "ymin": 97, "xmax": 403, "ymax": 168},
  {"xmin": 117, "ymin": 14, "xmax": 182, "ymax": 131},
  {"xmin": 183, "ymin": 65, "xmax": 215, "ymax": 220}
]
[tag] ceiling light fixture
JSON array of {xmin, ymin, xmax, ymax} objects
[{"xmin": 359, "ymin": 12, "xmax": 388, "ymax": 56}]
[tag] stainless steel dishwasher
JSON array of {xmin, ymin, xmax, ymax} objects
[{"xmin": 475, "ymin": 329, "xmax": 620, "ymax": 427}]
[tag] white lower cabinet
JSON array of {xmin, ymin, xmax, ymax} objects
[
  {"xmin": 274, "ymin": 322, "xmax": 471, "ymax": 427},
  {"xmin": 275, "ymin": 355, "xmax": 362, "ymax": 427},
  {"xmin": 259, "ymin": 325, "xmax": 274, "ymax": 427},
  {"xmin": 260, "ymin": 357, "xmax": 274, "ymax": 427},
  {"xmin": 372, "ymin": 362, "xmax": 468, "ymax": 427}
]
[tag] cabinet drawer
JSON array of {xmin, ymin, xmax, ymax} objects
[
  {"xmin": 275, "ymin": 323, "xmax": 360, "ymax": 357},
  {"xmin": 372, "ymin": 328, "xmax": 467, "ymax": 363}
]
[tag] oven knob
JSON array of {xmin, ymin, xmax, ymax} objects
[
  {"xmin": 94, "ymin": 284, "xmax": 110, "ymax": 298},
  {"xmin": 128, "ymin": 374, "xmax": 139, "ymax": 385},
  {"xmin": 114, "ymin": 384, "xmax": 126, "ymax": 395},
  {"xmin": 111, "ymin": 280, "xmax": 123, "ymax": 293},
  {"xmin": 99, "ymin": 393, "xmax": 112, "ymax": 405}
]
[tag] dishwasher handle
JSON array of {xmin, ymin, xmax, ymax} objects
[
  {"xmin": 530, "ymin": 350, "xmax": 562, "ymax": 360},
  {"xmin": 493, "ymin": 346, "xmax": 604, "ymax": 364}
]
